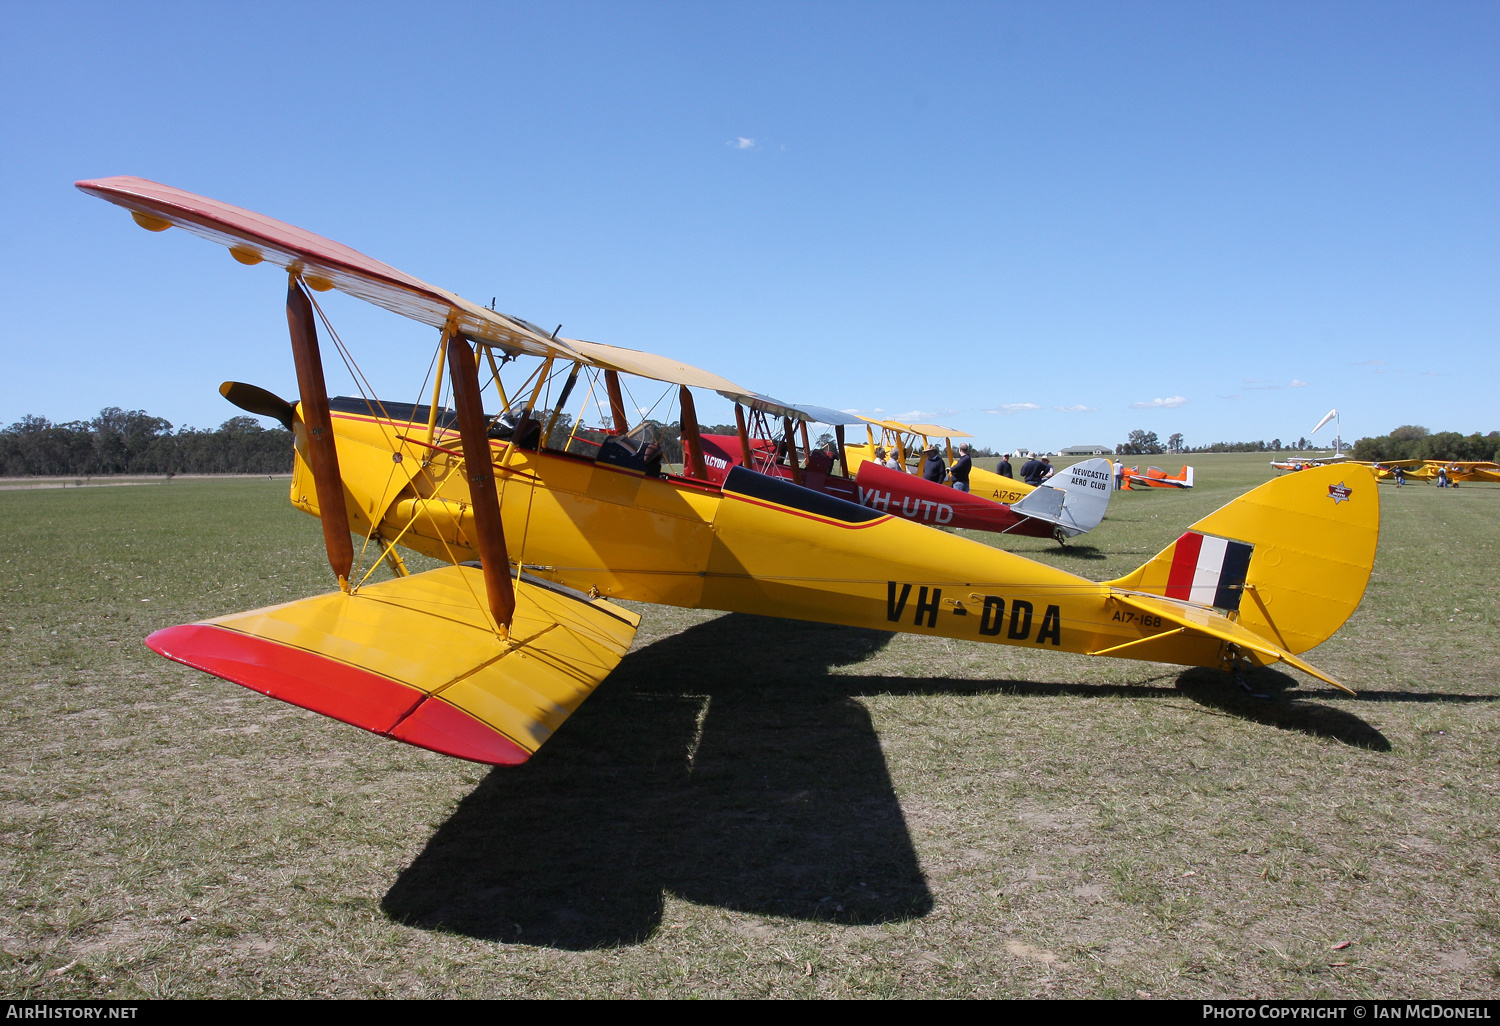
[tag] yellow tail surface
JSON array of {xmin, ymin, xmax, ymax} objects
[{"xmin": 1107, "ymin": 464, "xmax": 1379, "ymax": 656}]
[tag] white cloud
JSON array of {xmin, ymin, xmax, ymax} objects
[
  {"xmin": 1289, "ymin": 379, "xmax": 1308, "ymax": 388},
  {"xmin": 1053, "ymin": 404, "xmax": 1098, "ymax": 413},
  {"xmin": 1218, "ymin": 394, "xmax": 1244, "ymax": 401},
  {"xmin": 1353, "ymin": 359, "xmax": 1387, "ymax": 373},
  {"xmin": 1130, "ymin": 396, "xmax": 1187, "ymax": 409},
  {"xmin": 986, "ymin": 403, "xmax": 1041, "ymax": 415},
  {"xmin": 728, "ymin": 137, "xmax": 756, "ymax": 150}
]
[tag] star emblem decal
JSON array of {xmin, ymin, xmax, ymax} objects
[{"xmin": 1328, "ymin": 482, "xmax": 1353, "ymax": 504}]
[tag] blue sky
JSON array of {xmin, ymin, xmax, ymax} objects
[{"xmin": 2, "ymin": 1, "xmax": 1495, "ymax": 451}]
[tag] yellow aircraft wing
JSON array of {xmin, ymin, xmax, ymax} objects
[
  {"xmin": 147, "ymin": 566, "xmax": 640, "ymax": 764},
  {"xmin": 76, "ymin": 176, "xmax": 747, "ymax": 392},
  {"xmin": 1102, "ymin": 592, "xmax": 1354, "ymax": 694},
  {"xmin": 860, "ymin": 416, "xmax": 973, "ymax": 439}
]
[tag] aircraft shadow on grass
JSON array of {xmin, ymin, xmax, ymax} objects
[{"xmin": 381, "ymin": 614, "xmax": 1401, "ymax": 949}]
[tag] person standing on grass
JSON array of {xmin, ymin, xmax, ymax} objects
[
  {"xmin": 921, "ymin": 446, "xmax": 946, "ymax": 484},
  {"xmin": 998, "ymin": 453, "xmax": 1014, "ymax": 479},
  {"xmin": 950, "ymin": 443, "xmax": 972, "ymax": 492}
]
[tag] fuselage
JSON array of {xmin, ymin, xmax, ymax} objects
[
  {"xmin": 696, "ymin": 433, "xmax": 1058, "ymax": 537},
  {"xmin": 305, "ymin": 400, "xmax": 1227, "ymax": 671}
]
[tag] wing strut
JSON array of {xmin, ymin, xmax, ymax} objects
[
  {"xmin": 286, "ymin": 276, "xmax": 353, "ymax": 590},
  {"xmin": 734, "ymin": 403, "xmax": 754, "ymax": 467},
  {"xmin": 605, "ymin": 370, "xmax": 629, "ymax": 434},
  {"xmin": 679, "ymin": 385, "xmax": 707, "ymax": 479},
  {"xmin": 448, "ymin": 333, "xmax": 516, "ymax": 632},
  {"xmin": 783, "ymin": 416, "xmax": 804, "ymax": 485}
]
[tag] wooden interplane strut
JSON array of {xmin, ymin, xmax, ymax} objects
[
  {"xmin": 448, "ymin": 335, "xmax": 517, "ymax": 631},
  {"xmin": 679, "ymin": 385, "xmax": 707, "ymax": 479},
  {"xmin": 783, "ymin": 416, "xmax": 804, "ymax": 485},
  {"xmin": 286, "ymin": 277, "xmax": 353, "ymax": 590},
  {"xmin": 605, "ymin": 370, "xmax": 629, "ymax": 434},
  {"xmin": 733, "ymin": 403, "xmax": 754, "ymax": 467}
]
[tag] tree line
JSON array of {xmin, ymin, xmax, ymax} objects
[
  {"xmin": 1, "ymin": 409, "xmax": 293, "ymax": 476},
  {"xmin": 0, "ymin": 409, "xmax": 754, "ymax": 477},
  {"xmin": 1348, "ymin": 425, "xmax": 1500, "ymax": 463},
  {"xmin": 1115, "ymin": 426, "xmax": 1498, "ymax": 460}
]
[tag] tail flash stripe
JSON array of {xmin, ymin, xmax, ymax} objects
[
  {"xmin": 1189, "ymin": 534, "xmax": 1230, "ymax": 605},
  {"xmin": 1215, "ymin": 540, "xmax": 1254, "ymax": 611},
  {"xmin": 1164, "ymin": 531, "xmax": 1255, "ymax": 611},
  {"xmin": 1165, "ymin": 531, "xmax": 1204, "ymax": 600}
]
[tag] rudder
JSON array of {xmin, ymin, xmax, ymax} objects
[{"xmin": 1105, "ymin": 465, "xmax": 1378, "ymax": 654}]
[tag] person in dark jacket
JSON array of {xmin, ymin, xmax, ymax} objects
[
  {"xmin": 1020, "ymin": 455, "xmax": 1045, "ymax": 485},
  {"xmin": 921, "ymin": 446, "xmax": 946, "ymax": 484},
  {"xmin": 998, "ymin": 453, "xmax": 1013, "ymax": 479},
  {"xmin": 950, "ymin": 443, "xmax": 972, "ymax": 492}
]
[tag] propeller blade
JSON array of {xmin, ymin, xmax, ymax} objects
[{"xmin": 220, "ymin": 381, "xmax": 296, "ymax": 430}]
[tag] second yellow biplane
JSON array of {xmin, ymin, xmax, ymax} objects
[
  {"xmin": 80, "ymin": 177, "xmax": 1382, "ymax": 767},
  {"xmin": 845, "ymin": 418, "xmax": 1033, "ymax": 505}
]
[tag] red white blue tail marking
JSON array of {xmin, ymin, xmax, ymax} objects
[{"xmin": 1164, "ymin": 532, "xmax": 1254, "ymax": 611}]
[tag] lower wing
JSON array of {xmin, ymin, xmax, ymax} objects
[{"xmin": 147, "ymin": 566, "xmax": 640, "ymax": 764}]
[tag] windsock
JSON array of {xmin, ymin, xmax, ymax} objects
[{"xmin": 1312, "ymin": 409, "xmax": 1337, "ymax": 435}]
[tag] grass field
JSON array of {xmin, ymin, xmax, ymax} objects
[{"xmin": 1, "ymin": 454, "xmax": 1496, "ymax": 998}]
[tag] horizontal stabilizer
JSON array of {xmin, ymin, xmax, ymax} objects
[
  {"xmin": 1107, "ymin": 592, "xmax": 1353, "ymax": 695},
  {"xmin": 147, "ymin": 566, "xmax": 639, "ymax": 764},
  {"xmin": 1012, "ymin": 457, "xmax": 1113, "ymax": 536},
  {"xmin": 1012, "ymin": 484, "xmax": 1064, "ymax": 520}
]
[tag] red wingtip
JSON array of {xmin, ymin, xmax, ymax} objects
[
  {"xmin": 144, "ymin": 624, "xmax": 530, "ymax": 766},
  {"xmin": 390, "ymin": 698, "xmax": 532, "ymax": 766}
]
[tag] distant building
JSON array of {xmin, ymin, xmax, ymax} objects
[{"xmin": 1060, "ymin": 444, "xmax": 1110, "ymax": 455}]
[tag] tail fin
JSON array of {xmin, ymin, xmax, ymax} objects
[
  {"xmin": 1105, "ymin": 464, "xmax": 1378, "ymax": 654},
  {"xmin": 1013, "ymin": 457, "xmax": 1113, "ymax": 537}
]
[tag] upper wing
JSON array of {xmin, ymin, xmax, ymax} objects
[
  {"xmin": 716, "ymin": 390, "xmax": 870, "ymax": 426},
  {"xmin": 902, "ymin": 422, "xmax": 972, "ymax": 439},
  {"xmin": 77, "ymin": 176, "xmax": 746, "ymax": 391},
  {"xmin": 146, "ymin": 566, "xmax": 640, "ymax": 765},
  {"xmin": 866, "ymin": 417, "xmax": 973, "ymax": 439},
  {"xmin": 77, "ymin": 176, "xmax": 573, "ymax": 360}
]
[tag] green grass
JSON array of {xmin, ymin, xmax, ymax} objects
[{"xmin": 1, "ymin": 458, "xmax": 1497, "ymax": 998}]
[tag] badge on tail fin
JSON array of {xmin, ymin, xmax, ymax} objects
[{"xmin": 1011, "ymin": 457, "xmax": 1113, "ymax": 537}]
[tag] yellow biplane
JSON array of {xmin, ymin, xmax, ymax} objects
[
  {"xmin": 845, "ymin": 419, "xmax": 1032, "ymax": 505},
  {"xmin": 1363, "ymin": 460, "xmax": 1500, "ymax": 484},
  {"xmin": 80, "ymin": 177, "xmax": 1381, "ymax": 766}
]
